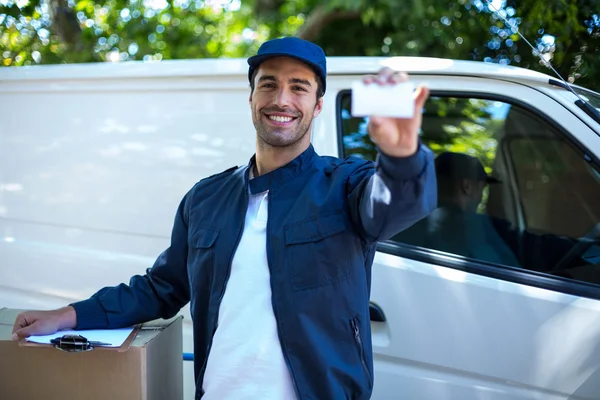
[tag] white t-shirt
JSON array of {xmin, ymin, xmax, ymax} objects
[{"xmin": 201, "ymin": 177, "xmax": 297, "ymax": 399}]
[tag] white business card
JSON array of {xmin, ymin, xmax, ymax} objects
[{"xmin": 351, "ymin": 81, "xmax": 415, "ymax": 118}]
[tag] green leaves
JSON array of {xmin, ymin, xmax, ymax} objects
[{"xmin": 0, "ymin": 0, "xmax": 598, "ymax": 91}]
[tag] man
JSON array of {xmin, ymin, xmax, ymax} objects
[
  {"xmin": 394, "ymin": 151, "xmax": 582, "ymax": 273},
  {"xmin": 12, "ymin": 37, "xmax": 437, "ymax": 399}
]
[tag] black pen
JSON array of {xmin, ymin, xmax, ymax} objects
[
  {"xmin": 50, "ymin": 336, "xmax": 112, "ymax": 347},
  {"xmin": 88, "ymin": 341, "xmax": 112, "ymax": 346}
]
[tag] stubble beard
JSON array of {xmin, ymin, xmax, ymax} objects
[{"xmin": 253, "ymin": 108, "xmax": 313, "ymax": 149}]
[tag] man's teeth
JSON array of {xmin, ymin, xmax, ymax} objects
[{"xmin": 269, "ymin": 115, "xmax": 293, "ymax": 123}]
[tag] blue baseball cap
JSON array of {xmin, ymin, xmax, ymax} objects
[{"xmin": 247, "ymin": 37, "xmax": 327, "ymax": 94}]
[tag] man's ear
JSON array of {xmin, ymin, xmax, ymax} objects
[
  {"xmin": 313, "ymin": 97, "xmax": 324, "ymax": 118},
  {"xmin": 460, "ymin": 179, "xmax": 473, "ymax": 195}
]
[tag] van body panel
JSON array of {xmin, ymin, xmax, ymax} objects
[{"xmin": 2, "ymin": 57, "xmax": 600, "ymax": 400}]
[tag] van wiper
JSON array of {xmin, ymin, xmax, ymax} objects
[
  {"xmin": 548, "ymin": 79, "xmax": 600, "ymax": 125},
  {"xmin": 575, "ymin": 99, "xmax": 600, "ymax": 125},
  {"xmin": 484, "ymin": 0, "xmax": 600, "ymax": 126}
]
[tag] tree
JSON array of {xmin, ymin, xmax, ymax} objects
[
  {"xmin": 1, "ymin": 0, "xmax": 599, "ymax": 91},
  {"xmin": 282, "ymin": 0, "xmax": 600, "ymax": 90}
]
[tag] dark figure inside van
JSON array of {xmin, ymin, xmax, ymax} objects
[{"xmin": 393, "ymin": 151, "xmax": 590, "ymax": 275}]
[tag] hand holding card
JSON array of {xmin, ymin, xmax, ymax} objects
[{"xmin": 353, "ymin": 68, "xmax": 430, "ymax": 158}]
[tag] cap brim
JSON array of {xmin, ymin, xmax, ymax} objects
[
  {"xmin": 248, "ymin": 52, "xmax": 319, "ymax": 71},
  {"xmin": 248, "ymin": 52, "xmax": 325, "ymax": 91}
]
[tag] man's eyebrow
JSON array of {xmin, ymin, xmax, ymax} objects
[
  {"xmin": 289, "ymin": 78, "xmax": 312, "ymax": 86},
  {"xmin": 258, "ymin": 75, "xmax": 277, "ymax": 83},
  {"xmin": 257, "ymin": 76, "xmax": 312, "ymax": 87}
]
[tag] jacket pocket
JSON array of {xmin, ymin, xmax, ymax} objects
[
  {"xmin": 284, "ymin": 213, "xmax": 352, "ymax": 291},
  {"xmin": 191, "ymin": 226, "xmax": 219, "ymax": 249},
  {"xmin": 350, "ymin": 316, "xmax": 373, "ymax": 389},
  {"xmin": 188, "ymin": 227, "xmax": 220, "ymax": 281}
]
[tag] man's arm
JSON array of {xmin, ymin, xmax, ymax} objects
[
  {"xmin": 71, "ymin": 192, "xmax": 193, "ymax": 330},
  {"xmin": 13, "ymin": 189, "xmax": 194, "ymax": 339},
  {"xmin": 346, "ymin": 144, "xmax": 437, "ymax": 242},
  {"xmin": 345, "ymin": 68, "xmax": 436, "ymax": 242}
]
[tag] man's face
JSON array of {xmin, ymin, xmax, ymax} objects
[
  {"xmin": 462, "ymin": 179, "xmax": 486, "ymax": 212},
  {"xmin": 250, "ymin": 56, "xmax": 323, "ymax": 148}
]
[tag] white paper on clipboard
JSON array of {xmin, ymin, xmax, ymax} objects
[{"xmin": 26, "ymin": 326, "xmax": 135, "ymax": 348}]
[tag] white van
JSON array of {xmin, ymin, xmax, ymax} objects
[{"xmin": 2, "ymin": 56, "xmax": 600, "ymax": 400}]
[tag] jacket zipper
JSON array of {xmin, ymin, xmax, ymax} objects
[
  {"xmin": 351, "ymin": 317, "xmax": 372, "ymax": 388},
  {"xmin": 197, "ymin": 190, "xmax": 249, "ymax": 390},
  {"xmin": 266, "ymin": 191, "xmax": 302, "ymax": 399}
]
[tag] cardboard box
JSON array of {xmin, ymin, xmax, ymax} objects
[{"xmin": 0, "ymin": 308, "xmax": 183, "ymax": 400}]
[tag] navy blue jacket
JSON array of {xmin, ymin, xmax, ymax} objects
[{"xmin": 71, "ymin": 144, "xmax": 437, "ymax": 400}]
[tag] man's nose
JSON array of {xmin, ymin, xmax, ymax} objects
[{"xmin": 273, "ymin": 87, "xmax": 292, "ymax": 108}]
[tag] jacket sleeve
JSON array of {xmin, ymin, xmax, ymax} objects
[
  {"xmin": 346, "ymin": 143, "xmax": 437, "ymax": 242},
  {"xmin": 69, "ymin": 190, "xmax": 193, "ymax": 330}
]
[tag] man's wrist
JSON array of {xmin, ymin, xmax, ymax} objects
[
  {"xmin": 58, "ymin": 305, "xmax": 77, "ymax": 329},
  {"xmin": 378, "ymin": 142, "xmax": 418, "ymax": 159},
  {"xmin": 377, "ymin": 143, "xmax": 429, "ymax": 181}
]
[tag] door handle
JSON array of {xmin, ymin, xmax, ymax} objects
[{"xmin": 369, "ymin": 302, "xmax": 386, "ymax": 322}]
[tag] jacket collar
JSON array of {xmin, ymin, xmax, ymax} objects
[{"xmin": 247, "ymin": 144, "xmax": 316, "ymax": 194}]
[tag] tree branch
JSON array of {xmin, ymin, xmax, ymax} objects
[
  {"xmin": 50, "ymin": 0, "xmax": 81, "ymax": 48},
  {"xmin": 296, "ymin": 5, "xmax": 361, "ymax": 42}
]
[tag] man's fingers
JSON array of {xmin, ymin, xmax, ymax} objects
[
  {"xmin": 363, "ymin": 75, "xmax": 376, "ymax": 85},
  {"xmin": 12, "ymin": 313, "xmax": 41, "ymax": 340},
  {"xmin": 390, "ymin": 72, "xmax": 409, "ymax": 84},
  {"xmin": 369, "ymin": 116, "xmax": 383, "ymax": 130},
  {"xmin": 12, "ymin": 314, "xmax": 27, "ymax": 335},
  {"xmin": 364, "ymin": 70, "xmax": 410, "ymax": 86},
  {"xmin": 414, "ymin": 85, "xmax": 430, "ymax": 112},
  {"xmin": 377, "ymin": 69, "xmax": 406, "ymax": 85},
  {"xmin": 12, "ymin": 324, "xmax": 35, "ymax": 341},
  {"xmin": 376, "ymin": 68, "xmax": 394, "ymax": 84}
]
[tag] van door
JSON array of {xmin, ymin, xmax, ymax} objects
[{"xmin": 335, "ymin": 76, "xmax": 600, "ymax": 399}]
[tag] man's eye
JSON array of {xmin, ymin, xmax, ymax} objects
[
  {"xmin": 262, "ymin": 83, "xmax": 275, "ymax": 88},
  {"xmin": 293, "ymin": 86, "xmax": 307, "ymax": 91}
]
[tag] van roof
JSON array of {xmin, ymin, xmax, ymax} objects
[{"xmin": 0, "ymin": 56, "xmax": 554, "ymax": 86}]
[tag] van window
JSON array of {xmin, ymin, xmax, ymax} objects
[{"xmin": 338, "ymin": 93, "xmax": 600, "ymax": 285}]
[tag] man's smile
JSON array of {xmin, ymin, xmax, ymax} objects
[{"xmin": 263, "ymin": 112, "xmax": 299, "ymax": 127}]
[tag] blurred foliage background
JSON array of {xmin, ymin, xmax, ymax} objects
[{"xmin": 1, "ymin": 0, "xmax": 599, "ymax": 90}]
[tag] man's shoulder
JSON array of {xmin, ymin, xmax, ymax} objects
[
  {"xmin": 204, "ymin": 165, "xmax": 241, "ymax": 181},
  {"xmin": 189, "ymin": 165, "xmax": 242, "ymax": 193},
  {"xmin": 317, "ymin": 154, "xmax": 374, "ymax": 175}
]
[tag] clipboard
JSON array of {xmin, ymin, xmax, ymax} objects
[{"xmin": 17, "ymin": 324, "xmax": 141, "ymax": 353}]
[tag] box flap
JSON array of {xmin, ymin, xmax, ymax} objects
[{"xmin": 133, "ymin": 316, "xmax": 182, "ymax": 347}]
